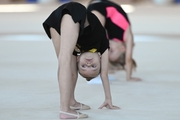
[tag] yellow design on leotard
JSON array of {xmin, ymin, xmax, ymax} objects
[{"xmin": 89, "ymin": 48, "xmax": 97, "ymax": 53}]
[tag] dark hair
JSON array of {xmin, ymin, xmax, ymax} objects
[
  {"xmin": 110, "ymin": 53, "xmax": 137, "ymax": 70},
  {"xmin": 86, "ymin": 77, "xmax": 95, "ymax": 81},
  {"xmin": 78, "ymin": 72, "xmax": 97, "ymax": 81}
]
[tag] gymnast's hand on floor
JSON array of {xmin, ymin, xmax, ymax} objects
[
  {"xmin": 99, "ymin": 100, "xmax": 120, "ymax": 110},
  {"xmin": 127, "ymin": 77, "xmax": 142, "ymax": 81}
]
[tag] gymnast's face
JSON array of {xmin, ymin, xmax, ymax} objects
[
  {"xmin": 109, "ymin": 40, "xmax": 126, "ymax": 62},
  {"xmin": 77, "ymin": 52, "xmax": 101, "ymax": 80}
]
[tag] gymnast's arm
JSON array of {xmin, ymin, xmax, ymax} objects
[
  {"xmin": 99, "ymin": 49, "xmax": 120, "ymax": 109},
  {"xmin": 125, "ymin": 26, "xmax": 141, "ymax": 81}
]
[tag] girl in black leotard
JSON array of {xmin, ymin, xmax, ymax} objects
[{"xmin": 43, "ymin": 2, "xmax": 119, "ymax": 119}]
